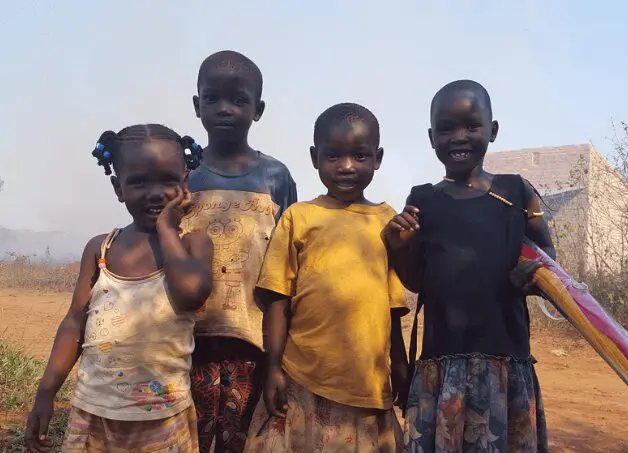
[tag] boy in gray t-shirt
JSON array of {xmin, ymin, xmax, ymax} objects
[{"xmin": 180, "ymin": 50, "xmax": 296, "ymax": 452}]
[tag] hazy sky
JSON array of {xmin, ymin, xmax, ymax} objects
[{"xmin": 1, "ymin": 1, "xmax": 627, "ymax": 236}]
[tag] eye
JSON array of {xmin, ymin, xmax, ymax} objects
[
  {"xmin": 354, "ymin": 152, "xmax": 369, "ymax": 161},
  {"xmin": 203, "ymin": 94, "xmax": 218, "ymax": 103},
  {"xmin": 468, "ymin": 124, "xmax": 482, "ymax": 132},
  {"xmin": 233, "ymin": 96, "xmax": 249, "ymax": 107},
  {"xmin": 126, "ymin": 176, "xmax": 145, "ymax": 187}
]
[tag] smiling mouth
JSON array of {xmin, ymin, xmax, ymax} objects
[
  {"xmin": 146, "ymin": 207, "xmax": 163, "ymax": 216},
  {"xmin": 334, "ymin": 180, "xmax": 358, "ymax": 189},
  {"xmin": 449, "ymin": 150, "xmax": 472, "ymax": 162}
]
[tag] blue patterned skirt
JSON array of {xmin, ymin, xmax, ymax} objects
[{"xmin": 403, "ymin": 355, "xmax": 548, "ymax": 453}]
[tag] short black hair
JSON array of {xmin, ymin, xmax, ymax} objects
[
  {"xmin": 430, "ymin": 79, "xmax": 492, "ymax": 119},
  {"xmin": 91, "ymin": 124, "xmax": 202, "ymax": 176},
  {"xmin": 313, "ymin": 103, "xmax": 380, "ymax": 147},
  {"xmin": 197, "ymin": 50, "xmax": 263, "ymax": 101}
]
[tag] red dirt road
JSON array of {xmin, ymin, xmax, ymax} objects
[{"xmin": 1, "ymin": 290, "xmax": 627, "ymax": 452}]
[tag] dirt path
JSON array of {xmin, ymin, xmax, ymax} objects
[{"xmin": 1, "ymin": 289, "xmax": 627, "ymax": 452}]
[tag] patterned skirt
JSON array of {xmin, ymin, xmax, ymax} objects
[
  {"xmin": 403, "ymin": 356, "xmax": 548, "ymax": 453},
  {"xmin": 245, "ymin": 374, "xmax": 403, "ymax": 452},
  {"xmin": 62, "ymin": 404, "xmax": 199, "ymax": 452}
]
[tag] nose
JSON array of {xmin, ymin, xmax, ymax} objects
[
  {"xmin": 217, "ymin": 99, "xmax": 233, "ymax": 116},
  {"xmin": 337, "ymin": 156, "xmax": 356, "ymax": 174},
  {"xmin": 146, "ymin": 184, "xmax": 165, "ymax": 202},
  {"xmin": 452, "ymin": 127, "xmax": 469, "ymax": 143}
]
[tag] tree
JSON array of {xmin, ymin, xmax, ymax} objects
[{"xmin": 550, "ymin": 122, "xmax": 628, "ymax": 324}]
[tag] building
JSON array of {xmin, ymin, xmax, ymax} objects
[{"xmin": 484, "ymin": 144, "xmax": 628, "ymax": 276}]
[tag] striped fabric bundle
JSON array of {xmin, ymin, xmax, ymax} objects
[{"xmin": 521, "ymin": 237, "xmax": 628, "ymax": 385}]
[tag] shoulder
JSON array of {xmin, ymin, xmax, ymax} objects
[
  {"xmin": 85, "ymin": 233, "xmax": 108, "ymax": 255},
  {"xmin": 78, "ymin": 233, "xmax": 109, "ymax": 270},
  {"xmin": 378, "ymin": 202, "xmax": 398, "ymax": 218},
  {"xmin": 282, "ymin": 200, "xmax": 313, "ymax": 217},
  {"xmin": 258, "ymin": 152, "xmax": 294, "ymax": 180},
  {"xmin": 493, "ymin": 173, "xmax": 534, "ymax": 196},
  {"xmin": 406, "ymin": 183, "xmax": 435, "ymax": 208}
]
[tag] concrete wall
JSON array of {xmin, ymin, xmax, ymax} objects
[{"xmin": 485, "ymin": 144, "xmax": 628, "ymax": 275}]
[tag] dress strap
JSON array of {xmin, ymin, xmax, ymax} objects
[{"xmin": 98, "ymin": 229, "xmax": 121, "ymax": 269}]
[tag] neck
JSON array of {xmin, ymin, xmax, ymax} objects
[
  {"xmin": 203, "ymin": 136, "xmax": 257, "ymax": 170},
  {"xmin": 205, "ymin": 134, "xmax": 254, "ymax": 158},
  {"xmin": 326, "ymin": 191, "xmax": 369, "ymax": 205},
  {"xmin": 445, "ymin": 164, "xmax": 486, "ymax": 184}
]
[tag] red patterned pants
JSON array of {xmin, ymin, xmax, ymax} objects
[{"xmin": 191, "ymin": 360, "xmax": 263, "ymax": 453}]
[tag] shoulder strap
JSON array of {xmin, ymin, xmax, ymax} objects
[{"xmin": 98, "ymin": 229, "xmax": 121, "ymax": 268}]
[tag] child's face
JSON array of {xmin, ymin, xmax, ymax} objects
[
  {"xmin": 111, "ymin": 139, "xmax": 187, "ymax": 232},
  {"xmin": 193, "ymin": 70, "xmax": 264, "ymax": 144},
  {"xmin": 310, "ymin": 121, "xmax": 383, "ymax": 203},
  {"xmin": 429, "ymin": 90, "xmax": 498, "ymax": 174}
]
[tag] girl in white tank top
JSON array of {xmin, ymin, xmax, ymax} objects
[{"xmin": 25, "ymin": 124, "xmax": 214, "ymax": 453}]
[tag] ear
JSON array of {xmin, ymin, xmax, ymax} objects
[
  {"xmin": 309, "ymin": 146, "xmax": 319, "ymax": 170},
  {"xmin": 428, "ymin": 128, "xmax": 436, "ymax": 149},
  {"xmin": 489, "ymin": 120, "xmax": 499, "ymax": 143},
  {"xmin": 110, "ymin": 176, "xmax": 124, "ymax": 203},
  {"xmin": 254, "ymin": 100, "xmax": 266, "ymax": 122},
  {"xmin": 193, "ymin": 95, "xmax": 201, "ymax": 118},
  {"xmin": 374, "ymin": 147, "xmax": 384, "ymax": 170}
]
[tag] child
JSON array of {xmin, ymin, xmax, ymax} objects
[
  {"xmin": 181, "ymin": 50, "xmax": 297, "ymax": 452},
  {"xmin": 384, "ymin": 80, "xmax": 555, "ymax": 453},
  {"xmin": 24, "ymin": 124, "xmax": 213, "ymax": 452},
  {"xmin": 245, "ymin": 103, "xmax": 409, "ymax": 452}
]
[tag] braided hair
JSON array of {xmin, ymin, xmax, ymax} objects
[
  {"xmin": 313, "ymin": 103, "xmax": 380, "ymax": 148},
  {"xmin": 91, "ymin": 124, "xmax": 203, "ymax": 176}
]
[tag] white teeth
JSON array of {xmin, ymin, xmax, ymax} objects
[{"xmin": 451, "ymin": 152, "xmax": 470, "ymax": 162}]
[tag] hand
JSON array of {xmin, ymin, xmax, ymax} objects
[
  {"xmin": 25, "ymin": 395, "xmax": 54, "ymax": 452},
  {"xmin": 391, "ymin": 361, "xmax": 410, "ymax": 413},
  {"xmin": 510, "ymin": 260, "xmax": 543, "ymax": 295},
  {"xmin": 264, "ymin": 367, "xmax": 288, "ymax": 418},
  {"xmin": 383, "ymin": 206, "xmax": 420, "ymax": 250},
  {"xmin": 157, "ymin": 187, "xmax": 192, "ymax": 231}
]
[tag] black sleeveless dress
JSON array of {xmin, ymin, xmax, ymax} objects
[{"xmin": 403, "ymin": 175, "xmax": 549, "ymax": 453}]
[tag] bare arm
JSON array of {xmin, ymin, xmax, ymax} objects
[
  {"xmin": 156, "ymin": 187, "xmax": 214, "ymax": 312},
  {"xmin": 259, "ymin": 289, "xmax": 290, "ymax": 417},
  {"xmin": 37, "ymin": 236, "xmax": 102, "ymax": 397},
  {"xmin": 524, "ymin": 181, "xmax": 556, "ymax": 259},
  {"xmin": 383, "ymin": 206, "xmax": 423, "ymax": 293},
  {"xmin": 158, "ymin": 227, "xmax": 213, "ymax": 312},
  {"xmin": 390, "ymin": 309, "xmax": 409, "ymax": 407},
  {"xmin": 26, "ymin": 235, "xmax": 104, "ymax": 451}
]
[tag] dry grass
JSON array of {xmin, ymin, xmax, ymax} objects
[{"xmin": 0, "ymin": 257, "xmax": 77, "ymax": 293}]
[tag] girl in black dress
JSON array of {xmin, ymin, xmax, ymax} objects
[{"xmin": 384, "ymin": 80, "xmax": 555, "ymax": 453}]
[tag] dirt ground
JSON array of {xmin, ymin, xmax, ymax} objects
[{"xmin": 1, "ymin": 289, "xmax": 627, "ymax": 452}]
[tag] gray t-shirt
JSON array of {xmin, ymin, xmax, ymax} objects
[{"xmin": 180, "ymin": 152, "xmax": 297, "ymax": 350}]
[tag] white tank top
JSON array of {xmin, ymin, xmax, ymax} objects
[{"xmin": 71, "ymin": 229, "xmax": 195, "ymax": 421}]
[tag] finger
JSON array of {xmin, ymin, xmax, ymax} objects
[
  {"xmin": 402, "ymin": 205, "xmax": 420, "ymax": 217},
  {"xmin": 38, "ymin": 413, "xmax": 51, "ymax": 443},
  {"xmin": 25, "ymin": 415, "xmax": 38, "ymax": 443},
  {"xmin": 393, "ymin": 217, "xmax": 415, "ymax": 231},
  {"xmin": 400, "ymin": 213, "xmax": 420, "ymax": 229},
  {"xmin": 387, "ymin": 222, "xmax": 405, "ymax": 232},
  {"xmin": 264, "ymin": 390, "xmax": 282, "ymax": 418},
  {"xmin": 277, "ymin": 384, "xmax": 288, "ymax": 417}
]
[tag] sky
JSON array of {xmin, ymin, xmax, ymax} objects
[{"xmin": 1, "ymin": 1, "xmax": 627, "ymax": 237}]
